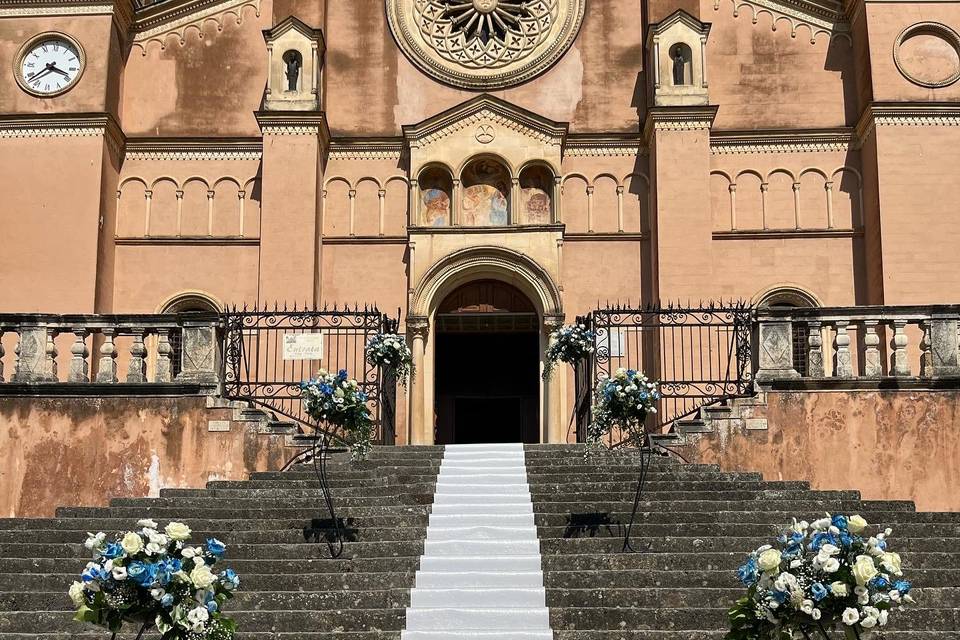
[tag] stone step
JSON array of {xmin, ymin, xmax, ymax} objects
[
  {"xmin": 206, "ymin": 479, "xmax": 809, "ymax": 492},
  {"xmin": 54, "ymin": 505, "xmax": 432, "ymax": 519},
  {"xmin": 164, "ymin": 482, "xmax": 438, "ymax": 498},
  {"xmin": 0, "ymin": 556, "xmax": 420, "ymax": 575},
  {"xmin": 1, "ymin": 633, "xmax": 957, "ymax": 640}
]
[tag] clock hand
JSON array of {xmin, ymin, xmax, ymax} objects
[
  {"xmin": 48, "ymin": 65, "xmax": 70, "ymax": 78},
  {"xmin": 27, "ymin": 67, "xmax": 52, "ymax": 83}
]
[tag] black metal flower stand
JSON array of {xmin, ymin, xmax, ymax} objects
[
  {"xmin": 282, "ymin": 425, "xmax": 344, "ymax": 559},
  {"xmin": 620, "ymin": 428, "xmax": 654, "ymax": 553}
]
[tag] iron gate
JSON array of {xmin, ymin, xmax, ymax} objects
[
  {"xmin": 574, "ymin": 302, "xmax": 753, "ymax": 444},
  {"xmin": 222, "ymin": 304, "xmax": 398, "ymax": 444}
]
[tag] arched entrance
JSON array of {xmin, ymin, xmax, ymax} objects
[{"xmin": 434, "ymin": 280, "xmax": 540, "ymax": 444}]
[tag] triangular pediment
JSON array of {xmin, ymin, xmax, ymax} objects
[
  {"xmin": 402, "ymin": 95, "xmax": 569, "ymax": 148},
  {"xmin": 647, "ymin": 10, "xmax": 711, "ymax": 40},
  {"xmin": 264, "ymin": 15, "xmax": 324, "ymax": 47}
]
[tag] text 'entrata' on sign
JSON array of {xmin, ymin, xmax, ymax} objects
[{"xmin": 282, "ymin": 333, "xmax": 324, "ymax": 360}]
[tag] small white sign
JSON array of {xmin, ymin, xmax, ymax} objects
[
  {"xmin": 282, "ymin": 333, "xmax": 324, "ymax": 361},
  {"xmin": 598, "ymin": 328, "xmax": 626, "ymax": 358}
]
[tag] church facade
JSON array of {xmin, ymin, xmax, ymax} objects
[{"xmin": 2, "ymin": 0, "xmax": 960, "ymax": 444}]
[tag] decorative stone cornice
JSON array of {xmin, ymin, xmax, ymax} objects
[
  {"xmin": 713, "ymin": 0, "xmax": 850, "ymax": 45},
  {"xmin": 402, "ymin": 94, "xmax": 569, "ymax": 149},
  {"xmin": 643, "ymin": 106, "xmax": 719, "ymax": 140},
  {"xmin": 0, "ymin": 112, "xmax": 125, "ymax": 159},
  {"xmin": 856, "ymin": 102, "xmax": 960, "ymax": 142},
  {"xmin": 124, "ymin": 137, "xmax": 262, "ymax": 160},
  {"xmin": 564, "ymin": 134, "xmax": 647, "ymax": 157},
  {"xmin": 131, "ymin": 0, "xmax": 262, "ymax": 54},
  {"xmin": 710, "ymin": 128, "xmax": 854, "ymax": 154},
  {"xmin": 0, "ymin": 0, "xmax": 133, "ymax": 32},
  {"xmin": 255, "ymin": 112, "xmax": 330, "ymax": 140},
  {"xmin": 328, "ymin": 138, "xmax": 405, "ymax": 161}
]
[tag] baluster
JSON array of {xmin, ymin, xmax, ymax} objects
[
  {"xmin": 833, "ymin": 320, "xmax": 854, "ymax": 378},
  {"xmin": 862, "ymin": 320, "xmax": 881, "ymax": 378},
  {"xmin": 156, "ymin": 329, "xmax": 173, "ymax": 383},
  {"xmin": 806, "ymin": 321, "xmax": 824, "ymax": 377},
  {"xmin": 127, "ymin": 329, "xmax": 147, "ymax": 383},
  {"xmin": 0, "ymin": 330, "xmax": 5, "ymax": 382},
  {"xmin": 68, "ymin": 329, "xmax": 90, "ymax": 382},
  {"xmin": 44, "ymin": 330, "xmax": 58, "ymax": 381},
  {"xmin": 890, "ymin": 320, "xmax": 910, "ymax": 377},
  {"xmin": 95, "ymin": 328, "xmax": 118, "ymax": 383},
  {"xmin": 920, "ymin": 320, "xmax": 933, "ymax": 378}
]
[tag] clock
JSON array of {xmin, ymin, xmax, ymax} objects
[{"xmin": 14, "ymin": 32, "xmax": 85, "ymax": 97}]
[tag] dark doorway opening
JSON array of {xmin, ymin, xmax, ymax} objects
[{"xmin": 434, "ymin": 280, "xmax": 540, "ymax": 445}]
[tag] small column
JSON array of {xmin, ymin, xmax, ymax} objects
[
  {"xmin": 760, "ymin": 182, "xmax": 769, "ymax": 230},
  {"xmin": 0, "ymin": 330, "xmax": 5, "ymax": 382},
  {"xmin": 12, "ymin": 325, "xmax": 48, "ymax": 382},
  {"xmin": 616, "ymin": 185, "xmax": 624, "ymax": 232},
  {"xmin": 68, "ymin": 329, "xmax": 90, "ymax": 383},
  {"xmin": 824, "ymin": 181, "xmax": 834, "ymax": 229},
  {"xmin": 95, "ymin": 328, "xmax": 118, "ymax": 383},
  {"xmin": 348, "ymin": 189, "xmax": 357, "ymax": 236},
  {"xmin": 238, "ymin": 190, "xmax": 247, "ymax": 237},
  {"xmin": 451, "ymin": 179, "xmax": 461, "ymax": 226},
  {"xmin": 920, "ymin": 320, "xmax": 933, "ymax": 378},
  {"xmin": 175, "ymin": 320, "xmax": 220, "ymax": 385},
  {"xmin": 553, "ymin": 176, "xmax": 563, "ymax": 224},
  {"xmin": 44, "ymin": 330, "xmax": 58, "ymax": 382},
  {"xmin": 543, "ymin": 315, "xmax": 566, "ymax": 443},
  {"xmin": 206, "ymin": 190, "xmax": 215, "ymax": 236},
  {"xmin": 378, "ymin": 189, "xmax": 386, "ymax": 236},
  {"xmin": 144, "ymin": 190, "xmax": 153, "ymax": 236},
  {"xmin": 862, "ymin": 320, "xmax": 882, "ymax": 378},
  {"xmin": 755, "ymin": 319, "xmax": 800, "ymax": 381},
  {"xmin": 728, "ymin": 183, "xmax": 737, "ymax": 230},
  {"xmin": 890, "ymin": 320, "xmax": 910, "ymax": 377},
  {"xmin": 175, "ymin": 190, "xmax": 184, "ymax": 236},
  {"xmin": 792, "ymin": 182, "xmax": 801, "ymax": 229},
  {"xmin": 806, "ymin": 320, "xmax": 824, "ymax": 378},
  {"xmin": 585, "ymin": 185, "xmax": 595, "ymax": 232},
  {"xmin": 929, "ymin": 314, "xmax": 960, "ymax": 378},
  {"xmin": 833, "ymin": 320, "xmax": 854, "ymax": 379},
  {"xmin": 126, "ymin": 329, "xmax": 148, "ymax": 383},
  {"xmin": 510, "ymin": 178, "xmax": 520, "ymax": 225},
  {"xmin": 407, "ymin": 317, "xmax": 429, "ymax": 445},
  {"xmin": 156, "ymin": 329, "xmax": 173, "ymax": 383}
]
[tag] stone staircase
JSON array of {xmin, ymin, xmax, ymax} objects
[{"xmin": 0, "ymin": 444, "xmax": 958, "ymax": 638}]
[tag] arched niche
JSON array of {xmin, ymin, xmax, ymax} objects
[
  {"xmin": 461, "ymin": 157, "xmax": 511, "ymax": 227},
  {"xmin": 418, "ymin": 166, "xmax": 452, "ymax": 227},
  {"xmin": 757, "ymin": 286, "xmax": 821, "ymax": 377},
  {"xmin": 669, "ymin": 42, "xmax": 693, "ymax": 85},
  {"xmin": 518, "ymin": 164, "xmax": 554, "ymax": 225}
]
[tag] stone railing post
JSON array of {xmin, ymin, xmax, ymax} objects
[
  {"xmin": 407, "ymin": 316, "xmax": 430, "ymax": 445},
  {"xmin": 12, "ymin": 325, "xmax": 48, "ymax": 382},
  {"xmin": 68, "ymin": 329, "xmax": 90, "ymax": 382},
  {"xmin": 126, "ymin": 328, "xmax": 148, "ymax": 383},
  {"xmin": 755, "ymin": 318, "xmax": 799, "ymax": 381},
  {"xmin": 0, "ymin": 330, "xmax": 5, "ymax": 382},
  {"xmin": 862, "ymin": 320, "xmax": 882, "ymax": 378},
  {"xmin": 806, "ymin": 320, "xmax": 824, "ymax": 378},
  {"xmin": 929, "ymin": 314, "xmax": 960, "ymax": 378},
  {"xmin": 890, "ymin": 320, "xmax": 910, "ymax": 377},
  {"xmin": 156, "ymin": 329, "xmax": 173, "ymax": 383},
  {"xmin": 175, "ymin": 319, "xmax": 220, "ymax": 385},
  {"xmin": 833, "ymin": 320, "xmax": 854, "ymax": 378},
  {"xmin": 44, "ymin": 330, "xmax": 58, "ymax": 381},
  {"xmin": 95, "ymin": 328, "xmax": 118, "ymax": 383}
]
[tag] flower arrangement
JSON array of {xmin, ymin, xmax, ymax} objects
[
  {"xmin": 726, "ymin": 514, "xmax": 913, "ymax": 639},
  {"xmin": 70, "ymin": 520, "xmax": 240, "ymax": 639},
  {"xmin": 588, "ymin": 368, "xmax": 660, "ymax": 446},
  {"xmin": 365, "ymin": 332, "xmax": 414, "ymax": 386},
  {"xmin": 543, "ymin": 323, "xmax": 596, "ymax": 380},
  {"xmin": 301, "ymin": 368, "xmax": 374, "ymax": 461}
]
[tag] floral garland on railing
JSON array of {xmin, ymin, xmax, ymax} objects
[
  {"xmin": 71, "ymin": 520, "xmax": 240, "ymax": 640},
  {"xmin": 543, "ymin": 323, "xmax": 596, "ymax": 380},
  {"xmin": 301, "ymin": 368, "xmax": 374, "ymax": 461},
  {"xmin": 726, "ymin": 514, "xmax": 913, "ymax": 639},
  {"xmin": 365, "ymin": 332, "xmax": 414, "ymax": 387},
  {"xmin": 589, "ymin": 368, "xmax": 660, "ymax": 446}
]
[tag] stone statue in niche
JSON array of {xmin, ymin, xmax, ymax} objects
[
  {"xmin": 672, "ymin": 45, "xmax": 686, "ymax": 85},
  {"xmin": 284, "ymin": 50, "xmax": 302, "ymax": 92}
]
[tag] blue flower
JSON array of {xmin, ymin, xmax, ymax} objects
[
  {"xmin": 811, "ymin": 583, "xmax": 829, "ymax": 601},
  {"xmin": 736, "ymin": 556, "xmax": 759, "ymax": 586},
  {"xmin": 839, "ymin": 531, "xmax": 853, "ymax": 548},
  {"xmin": 160, "ymin": 593, "xmax": 175, "ymax": 608},
  {"xmin": 832, "ymin": 514, "xmax": 848, "ymax": 531},
  {"xmin": 337, "ymin": 369, "xmax": 348, "ymax": 381},
  {"xmin": 894, "ymin": 580, "xmax": 912, "ymax": 594},
  {"xmin": 127, "ymin": 561, "xmax": 158, "ymax": 587},
  {"xmin": 220, "ymin": 568, "xmax": 240, "ymax": 590},
  {"xmin": 770, "ymin": 589, "xmax": 789, "ymax": 604},
  {"xmin": 206, "ymin": 538, "xmax": 226, "ymax": 556},
  {"xmin": 102, "ymin": 542, "xmax": 125, "ymax": 559},
  {"xmin": 206, "ymin": 600, "xmax": 219, "ymax": 613},
  {"xmin": 809, "ymin": 532, "xmax": 837, "ymax": 552},
  {"xmin": 871, "ymin": 575, "xmax": 890, "ymax": 590},
  {"xmin": 81, "ymin": 564, "xmax": 105, "ymax": 584},
  {"xmin": 783, "ymin": 541, "xmax": 803, "ymax": 558}
]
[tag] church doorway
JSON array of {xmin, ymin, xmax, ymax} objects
[{"xmin": 434, "ymin": 280, "xmax": 540, "ymax": 445}]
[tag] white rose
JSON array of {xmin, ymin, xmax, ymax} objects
[
  {"xmin": 186, "ymin": 606, "xmax": 209, "ymax": 631},
  {"xmin": 84, "ymin": 532, "xmax": 106, "ymax": 550},
  {"xmin": 112, "ymin": 567, "xmax": 128, "ymax": 581},
  {"xmin": 121, "ymin": 532, "xmax": 144, "ymax": 555},
  {"xmin": 861, "ymin": 615, "xmax": 877, "ymax": 628},
  {"xmin": 852, "ymin": 555, "xmax": 879, "ymax": 586},
  {"xmin": 878, "ymin": 610, "xmax": 889, "ymax": 626},
  {"xmin": 69, "ymin": 581, "xmax": 86, "ymax": 607},
  {"xmin": 822, "ymin": 558, "xmax": 840, "ymax": 573},
  {"xmin": 880, "ymin": 552, "xmax": 903, "ymax": 576},
  {"xmin": 758, "ymin": 549, "xmax": 782, "ymax": 573},
  {"xmin": 831, "ymin": 582, "xmax": 849, "ymax": 597},
  {"xmin": 149, "ymin": 533, "xmax": 169, "ymax": 547},
  {"xmin": 800, "ymin": 599, "xmax": 815, "ymax": 614},
  {"xmin": 842, "ymin": 608, "xmax": 860, "ymax": 626},
  {"xmin": 813, "ymin": 517, "xmax": 832, "ymax": 530},
  {"xmin": 145, "ymin": 542, "xmax": 163, "ymax": 556},
  {"xmin": 820, "ymin": 543, "xmax": 840, "ymax": 557},
  {"xmin": 848, "ymin": 515, "xmax": 868, "ymax": 534},
  {"xmin": 181, "ymin": 547, "xmax": 197, "ymax": 559},
  {"xmin": 811, "ymin": 608, "xmax": 822, "ymax": 620},
  {"xmin": 189, "ymin": 565, "xmax": 217, "ymax": 589},
  {"xmin": 165, "ymin": 522, "xmax": 192, "ymax": 541},
  {"xmin": 138, "ymin": 518, "xmax": 159, "ymax": 529}
]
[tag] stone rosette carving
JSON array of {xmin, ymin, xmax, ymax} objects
[{"xmin": 386, "ymin": 0, "xmax": 585, "ymax": 89}]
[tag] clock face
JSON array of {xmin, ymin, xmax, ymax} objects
[{"xmin": 16, "ymin": 34, "xmax": 84, "ymax": 96}]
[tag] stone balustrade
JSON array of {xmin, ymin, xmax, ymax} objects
[
  {"xmin": 0, "ymin": 312, "xmax": 221, "ymax": 387},
  {"xmin": 756, "ymin": 305, "xmax": 960, "ymax": 382}
]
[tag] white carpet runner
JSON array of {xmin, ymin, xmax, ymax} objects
[{"xmin": 402, "ymin": 442, "xmax": 552, "ymax": 640}]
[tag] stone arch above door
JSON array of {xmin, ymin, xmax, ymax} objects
[{"xmin": 410, "ymin": 246, "xmax": 563, "ymax": 320}]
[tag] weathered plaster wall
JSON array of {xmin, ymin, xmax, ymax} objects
[
  {"xmin": 685, "ymin": 390, "xmax": 960, "ymax": 512},
  {"xmin": 0, "ymin": 396, "xmax": 289, "ymax": 518}
]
